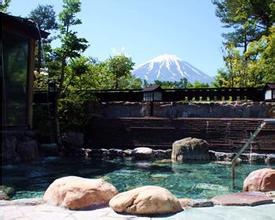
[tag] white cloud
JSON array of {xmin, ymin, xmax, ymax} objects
[{"xmin": 111, "ymin": 46, "xmax": 130, "ymax": 56}]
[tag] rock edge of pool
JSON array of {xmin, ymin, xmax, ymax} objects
[{"xmin": 1, "ymin": 197, "xmax": 275, "ymax": 220}]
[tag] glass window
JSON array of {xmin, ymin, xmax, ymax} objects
[
  {"xmin": 143, "ymin": 92, "xmax": 153, "ymax": 101},
  {"xmin": 265, "ymin": 90, "xmax": 272, "ymax": 100},
  {"xmin": 154, "ymin": 91, "xmax": 162, "ymax": 101},
  {"xmin": 2, "ymin": 32, "xmax": 29, "ymax": 126}
]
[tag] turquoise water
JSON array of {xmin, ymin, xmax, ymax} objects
[{"xmin": 1, "ymin": 157, "xmax": 273, "ymax": 199}]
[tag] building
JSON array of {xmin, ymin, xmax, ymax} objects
[{"xmin": 1, "ymin": 12, "xmax": 48, "ymax": 163}]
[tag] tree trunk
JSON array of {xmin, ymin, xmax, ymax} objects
[
  {"xmin": 115, "ymin": 78, "xmax": 119, "ymax": 89},
  {"xmin": 38, "ymin": 40, "xmax": 41, "ymax": 73},
  {"xmin": 54, "ymin": 58, "xmax": 66, "ymax": 150}
]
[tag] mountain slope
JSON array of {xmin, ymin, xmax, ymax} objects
[{"xmin": 133, "ymin": 54, "xmax": 213, "ymax": 84}]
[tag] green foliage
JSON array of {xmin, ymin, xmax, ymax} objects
[
  {"xmin": 30, "ymin": 0, "xmax": 89, "ymax": 135},
  {"xmin": 213, "ymin": 0, "xmax": 274, "ymax": 52},
  {"xmin": 29, "ymin": 4, "xmax": 58, "ymax": 74},
  {"xmin": 58, "ymin": 91, "xmax": 93, "ymax": 131},
  {"xmin": 245, "ymin": 26, "xmax": 275, "ymax": 84},
  {"xmin": 33, "ymin": 72, "xmax": 48, "ymax": 90},
  {"xmin": 187, "ymin": 81, "xmax": 210, "ymax": 88},
  {"xmin": 146, "ymin": 78, "xmax": 209, "ymax": 89},
  {"xmin": 213, "ymin": 27, "xmax": 275, "ymax": 87},
  {"xmin": 0, "ymin": 0, "xmax": 11, "ymax": 13},
  {"xmin": 212, "ymin": 68, "xmax": 230, "ymax": 87},
  {"xmin": 212, "ymin": 0, "xmax": 275, "ymax": 87},
  {"xmin": 58, "ymin": 0, "xmax": 82, "ymax": 33},
  {"xmin": 39, "ymin": 0, "xmax": 89, "ymax": 99},
  {"xmin": 149, "ymin": 78, "xmax": 188, "ymax": 89},
  {"xmin": 62, "ymin": 55, "xmax": 142, "ymax": 91},
  {"xmin": 106, "ymin": 54, "xmax": 136, "ymax": 89},
  {"xmin": 29, "ymin": 5, "xmax": 57, "ymax": 33},
  {"xmin": 56, "ymin": 32, "xmax": 88, "ymax": 59}
]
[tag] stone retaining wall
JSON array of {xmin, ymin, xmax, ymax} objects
[
  {"xmin": 85, "ymin": 117, "xmax": 275, "ymax": 152},
  {"xmin": 1, "ymin": 129, "xmax": 39, "ymax": 164},
  {"xmin": 87, "ymin": 101, "xmax": 275, "ymax": 118}
]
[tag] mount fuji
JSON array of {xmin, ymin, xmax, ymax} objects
[{"xmin": 133, "ymin": 54, "xmax": 213, "ymax": 84}]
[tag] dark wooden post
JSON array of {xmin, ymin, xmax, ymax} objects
[{"xmin": 150, "ymin": 101, "xmax": 154, "ymax": 116}]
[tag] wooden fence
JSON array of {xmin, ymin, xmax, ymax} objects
[{"xmin": 33, "ymin": 87, "xmax": 265, "ymax": 103}]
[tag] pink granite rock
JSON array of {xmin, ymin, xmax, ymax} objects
[
  {"xmin": 43, "ymin": 176, "xmax": 118, "ymax": 209},
  {"xmin": 211, "ymin": 192, "xmax": 273, "ymax": 206},
  {"xmin": 243, "ymin": 168, "xmax": 275, "ymax": 192},
  {"xmin": 109, "ymin": 186, "xmax": 182, "ymax": 215}
]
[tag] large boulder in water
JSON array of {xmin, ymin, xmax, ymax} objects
[
  {"xmin": 43, "ymin": 176, "xmax": 118, "ymax": 209},
  {"xmin": 109, "ymin": 186, "xmax": 182, "ymax": 215},
  {"xmin": 132, "ymin": 147, "xmax": 153, "ymax": 160},
  {"xmin": 172, "ymin": 137, "xmax": 210, "ymax": 162},
  {"xmin": 243, "ymin": 168, "xmax": 275, "ymax": 192}
]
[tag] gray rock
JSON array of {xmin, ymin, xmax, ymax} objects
[
  {"xmin": 62, "ymin": 132, "xmax": 84, "ymax": 149},
  {"xmin": 0, "ymin": 191, "xmax": 9, "ymax": 200},
  {"xmin": 248, "ymin": 153, "xmax": 266, "ymax": 164},
  {"xmin": 240, "ymin": 154, "xmax": 250, "ymax": 162},
  {"xmin": 213, "ymin": 152, "xmax": 235, "ymax": 161},
  {"xmin": 153, "ymin": 149, "xmax": 170, "ymax": 159},
  {"xmin": 90, "ymin": 149, "xmax": 104, "ymax": 157},
  {"xmin": 172, "ymin": 137, "xmax": 210, "ymax": 162},
  {"xmin": 40, "ymin": 143, "xmax": 59, "ymax": 156},
  {"xmin": 80, "ymin": 148, "xmax": 92, "ymax": 158},
  {"xmin": 265, "ymin": 155, "xmax": 275, "ymax": 165},
  {"xmin": 191, "ymin": 199, "xmax": 214, "ymax": 208},
  {"xmin": 17, "ymin": 140, "xmax": 39, "ymax": 162},
  {"xmin": 2, "ymin": 136, "xmax": 20, "ymax": 163},
  {"xmin": 178, "ymin": 198, "xmax": 214, "ymax": 208},
  {"xmin": 109, "ymin": 149, "xmax": 124, "ymax": 157},
  {"xmin": 123, "ymin": 149, "xmax": 133, "ymax": 157},
  {"xmin": 0, "ymin": 186, "xmax": 15, "ymax": 197},
  {"xmin": 132, "ymin": 147, "xmax": 153, "ymax": 160}
]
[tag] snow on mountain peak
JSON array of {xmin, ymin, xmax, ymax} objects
[
  {"xmin": 150, "ymin": 54, "xmax": 182, "ymax": 63},
  {"xmin": 133, "ymin": 54, "xmax": 213, "ymax": 84}
]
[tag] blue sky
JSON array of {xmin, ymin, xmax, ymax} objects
[{"xmin": 9, "ymin": 0, "xmax": 225, "ymax": 77}]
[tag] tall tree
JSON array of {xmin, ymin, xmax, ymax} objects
[
  {"xmin": 212, "ymin": 0, "xmax": 275, "ymax": 87},
  {"xmin": 29, "ymin": 5, "xmax": 58, "ymax": 72},
  {"xmin": 213, "ymin": 26, "xmax": 275, "ymax": 87},
  {"xmin": 50, "ymin": 0, "xmax": 88, "ymax": 145},
  {"xmin": 29, "ymin": 5, "xmax": 57, "ymax": 33},
  {"xmin": 213, "ymin": 0, "xmax": 274, "ymax": 52}
]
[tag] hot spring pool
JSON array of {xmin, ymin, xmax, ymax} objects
[{"xmin": 1, "ymin": 157, "xmax": 273, "ymax": 200}]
